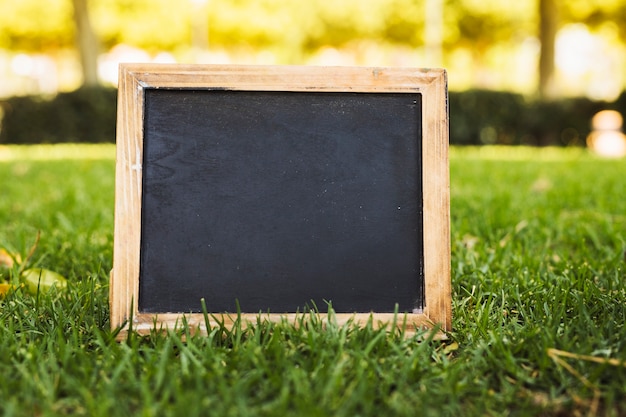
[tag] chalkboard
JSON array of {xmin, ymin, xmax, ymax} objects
[{"xmin": 111, "ymin": 64, "xmax": 450, "ymax": 339}]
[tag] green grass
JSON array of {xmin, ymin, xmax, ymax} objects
[{"xmin": 1, "ymin": 144, "xmax": 625, "ymax": 416}]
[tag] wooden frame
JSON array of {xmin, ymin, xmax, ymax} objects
[{"xmin": 111, "ymin": 64, "xmax": 450, "ymax": 339}]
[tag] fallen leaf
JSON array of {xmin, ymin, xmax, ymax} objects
[
  {"xmin": 0, "ymin": 249, "xmax": 21, "ymax": 269},
  {"xmin": 0, "ymin": 283, "xmax": 13, "ymax": 296},
  {"xmin": 20, "ymin": 268, "xmax": 67, "ymax": 295}
]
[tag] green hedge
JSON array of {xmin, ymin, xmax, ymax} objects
[
  {"xmin": 449, "ymin": 90, "xmax": 622, "ymax": 146},
  {"xmin": 449, "ymin": 90, "xmax": 526, "ymax": 145},
  {"xmin": 1, "ymin": 86, "xmax": 625, "ymax": 145},
  {"xmin": 0, "ymin": 87, "xmax": 117, "ymax": 144}
]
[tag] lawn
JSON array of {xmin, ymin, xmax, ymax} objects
[{"xmin": 0, "ymin": 144, "xmax": 625, "ymax": 416}]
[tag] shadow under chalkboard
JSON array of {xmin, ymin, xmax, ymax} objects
[{"xmin": 138, "ymin": 89, "xmax": 423, "ymax": 314}]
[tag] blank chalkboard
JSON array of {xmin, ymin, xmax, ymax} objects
[
  {"xmin": 140, "ymin": 89, "xmax": 422, "ymax": 314},
  {"xmin": 111, "ymin": 64, "xmax": 450, "ymax": 339}
]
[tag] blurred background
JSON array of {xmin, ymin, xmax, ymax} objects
[{"xmin": 0, "ymin": 0, "xmax": 625, "ymax": 148}]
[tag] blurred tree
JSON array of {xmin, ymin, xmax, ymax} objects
[
  {"xmin": 443, "ymin": 0, "xmax": 535, "ymax": 88},
  {"xmin": 445, "ymin": 0, "xmax": 534, "ymax": 57},
  {"xmin": 0, "ymin": 0, "xmax": 74, "ymax": 50},
  {"xmin": 537, "ymin": 0, "xmax": 626, "ymax": 98},
  {"xmin": 72, "ymin": 0, "xmax": 100, "ymax": 86},
  {"xmin": 562, "ymin": 0, "xmax": 626, "ymax": 37},
  {"xmin": 383, "ymin": 0, "xmax": 425, "ymax": 46},
  {"xmin": 425, "ymin": 0, "xmax": 443, "ymax": 65},
  {"xmin": 538, "ymin": 0, "xmax": 558, "ymax": 98},
  {"xmin": 0, "ymin": 0, "xmax": 623, "ymax": 95},
  {"xmin": 90, "ymin": 0, "xmax": 190, "ymax": 52}
]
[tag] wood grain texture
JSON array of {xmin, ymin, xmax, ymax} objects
[
  {"xmin": 421, "ymin": 70, "xmax": 452, "ymax": 331},
  {"xmin": 128, "ymin": 312, "xmax": 445, "ymax": 340},
  {"xmin": 111, "ymin": 65, "xmax": 144, "ymax": 329},
  {"xmin": 111, "ymin": 64, "xmax": 450, "ymax": 340}
]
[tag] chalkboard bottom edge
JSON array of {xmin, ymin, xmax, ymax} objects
[{"xmin": 114, "ymin": 311, "xmax": 448, "ymax": 341}]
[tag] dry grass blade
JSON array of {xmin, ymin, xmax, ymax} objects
[
  {"xmin": 545, "ymin": 348, "xmax": 626, "ymax": 417},
  {"xmin": 17, "ymin": 230, "xmax": 40, "ymax": 276},
  {"xmin": 548, "ymin": 348, "xmax": 626, "ymax": 368}
]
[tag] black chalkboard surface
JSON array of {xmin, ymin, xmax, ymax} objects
[
  {"xmin": 111, "ymin": 64, "xmax": 450, "ymax": 339},
  {"xmin": 139, "ymin": 90, "xmax": 423, "ymax": 314}
]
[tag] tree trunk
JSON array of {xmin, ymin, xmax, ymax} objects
[
  {"xmin": 538, "ymin": 0, "xmax": 558, "ymax": 98},
  {"xmin": 424, "ymin": 0, "xmax": 443, "ymax": 66},
  {"xmin": 72, "ymin": 0, "xmax": 99, "ymax": 87}
]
